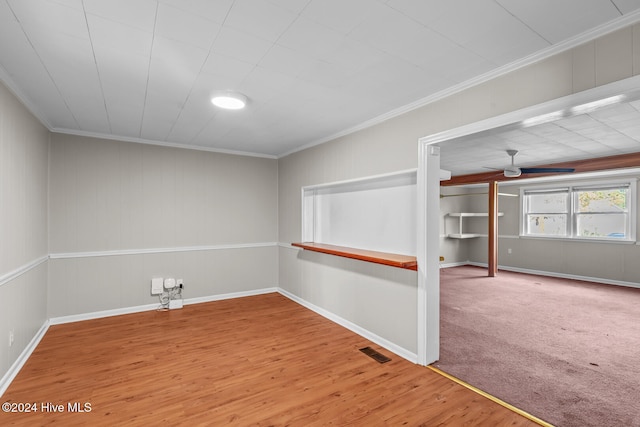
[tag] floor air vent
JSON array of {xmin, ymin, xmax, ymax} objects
[{"xmin": 359, "ymin": 346, "xmax": 391, "ymax": 363}]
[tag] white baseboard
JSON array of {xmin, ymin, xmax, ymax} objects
[
  {"xmin": 185, "ymin": 287, "xmax": 278, "ymax": 305},
  {"xmin": 462, "ymin": 261, "xmax": 640, "ymax": 289},
  {"xmin": 3, "ymin": 286, "xmax": 413, "ymax": 398},
  {"xmin": 49, "ymin": 303, "xmax": 160, "ymax": 325},
  {"xmin": 439, "ymin": 261, "xmax": 468, "ymax": 269},
  {"xmin": 277, "ymin": 288, "xmax": 418, "ymax": 364},
  {"xmin": 0, "ymin": 320, "xmax": 49, "ymax": 397},
  {"xmin": 49, "ymin": 287, "xmax": 280, "ymax": 325}
]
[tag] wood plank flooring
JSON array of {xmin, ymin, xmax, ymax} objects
[{"xmin": 0, "ymin": 293, "xmax": 539, "ymax": 426}]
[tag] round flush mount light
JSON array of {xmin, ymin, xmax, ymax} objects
[{"xmin": 211, "ymin": 91, "xmax": 247, "ymax": 110}]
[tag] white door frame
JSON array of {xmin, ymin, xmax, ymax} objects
[{"xmin": 415, "ymin": 75, "xmax": 640, "ymax": 365}]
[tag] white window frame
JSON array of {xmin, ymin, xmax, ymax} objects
[{"xmin": 520, "ymin": 179, "xmax": 636, "ymax": 242}]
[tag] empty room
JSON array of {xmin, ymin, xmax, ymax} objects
[{"xmin": 1, "ymin": 1, "xmax": 640, "ymax": 426}]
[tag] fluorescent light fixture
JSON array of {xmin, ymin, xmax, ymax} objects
[
  {"xmin": 211, "ymin": 91, "xmax": 247, "ymax": 110},
  {"xmin": 522, "ymin": 111, "xmax": 564, "ymax": 127},
  {"xmin": 570, "ymin": 95, "xmax": 626, "ymax": 115}
]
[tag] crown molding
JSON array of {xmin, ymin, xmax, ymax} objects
[
  {"xmin": 2, "ymin": 10, "xmax": 640, "ymax": 160},
  {"xmin": 277, "ymin": 10, "xmax": 640, "ymax": 159},
  {"xmin": 0, "ymin": 64, "xmax": 53, "ymax": 130},
  {"xmin": 51, "ymin": 128, "xmax": 278, "ymax": 159}
]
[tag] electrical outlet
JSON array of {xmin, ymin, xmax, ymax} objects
[
  {"xmin": 8, "ymin": 330, "xmax": 14, "ymax": 347},
  {"xmin": 439, "ymin": 256, "xmax": 445, "ymax": 262},
  {"xmin": 177, "ymin": 279, "xmax": 184, "ymax": 288}
]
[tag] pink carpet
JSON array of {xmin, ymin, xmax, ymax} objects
[{"xmin": 434, "ymin": 265, "xmax": 640, "ymax": 427}]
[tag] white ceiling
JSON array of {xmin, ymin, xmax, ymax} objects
[
  {"xmin": 2, "ymin": 1, "xmax": 640, "ymax": 169},
  {"xmin": 439, "ymin": 94, "xmax": 640, "ymax": 175}
]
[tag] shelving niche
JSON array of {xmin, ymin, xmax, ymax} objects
[
  {"xmin": 447, "ymin": 212, "xmax": 504, "ymax": 239},
  {"xmin": 294, "ymin": 169, "xmax": 417, "ymax": 270}
]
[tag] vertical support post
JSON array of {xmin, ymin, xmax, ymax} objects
[
  {"xmin": 416, "ymin": 143, "xmax": 441, "ymax": 366},
  {"xmin": 488, "ymin": 181, "xmax": 498, "ymax": 277}
]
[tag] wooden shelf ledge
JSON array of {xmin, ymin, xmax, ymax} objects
[{"xmin": 291, "ymin": 242, "xmax": 417, "ymax": 271}]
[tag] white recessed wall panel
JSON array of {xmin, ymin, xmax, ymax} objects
[{"xmin": 303, "ymin": 171, "xmax": 417, "ymax": 256}]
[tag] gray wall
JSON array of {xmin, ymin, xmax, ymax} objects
[
  {"xmin": 48, "ymin": 134, "xmax": 278, "ymax": 318},
  {"xmin": 461, "ymin": 176, "xmax": 640, "ymax": 285},
  {"xmin": 279, "ymin": 25, "xmax": 640, "ymax": 357},
  {"xmin": 0, "ymin": 82, "xmax": 49, "ymax": 382}
]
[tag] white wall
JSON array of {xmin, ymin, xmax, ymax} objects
[
  {"xmin": 48, "ymin": 134, "xmax": 278, "ymax": 318},
  {"xmin": 0, "ymin": 82, "xmax": 49, "ymax": 382},
  {"xmin": 279, "ymin": 24, "xmax": 640, "ymax": 359}
]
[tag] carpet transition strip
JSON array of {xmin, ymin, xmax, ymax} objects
[{"xmin": 427, "ymin": 366, "xmax": 555, "ymax": 427}]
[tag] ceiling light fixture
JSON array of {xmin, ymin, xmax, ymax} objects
[
  {"xmin": 211, "ymin": 91, "xmax": 247, "ymax": 110},
  {"xmin": 570, "ymin": 95, "xmax": 626, "ymax": 115}
]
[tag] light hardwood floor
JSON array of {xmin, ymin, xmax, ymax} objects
[{"xmin": 0, "ymin": 293, "xmax": 539, "ymax": 426}]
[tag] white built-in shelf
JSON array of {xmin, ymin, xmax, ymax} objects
[
  {"xmin": 448, "ymin": 212, "xmax": 500, "ymax": 217},
  {"xmin": 446, "ymin": 212, "xmax": 504, "ymax": 239},
  {"xmin": 447, "ymin": 233, "xmax": 483, "ymax": 239}
]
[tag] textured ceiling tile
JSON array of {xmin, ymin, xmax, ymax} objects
[
  {"xmin": 93, "ymin": 47, "xmax": 148, "ymax": 96},
  {"xmin": 86, "ymin": 14, "xmax": 153, "ymax": 57},
  {"xmin": 158, "ymin": 0, "xmax": 234, "ymax": 24},
  {"xmin": 302, "ymin": 0, "xmax": 380, "ymax": 34},
  {"xmin": 225, "ymin": 0, "xmax": 298, "ymax": 42},
  {"xmin": 211, "ymin": 26, "xmax": 273, "ymax": 65},
  {"xmin": 8, "ymin": 0, "xmax": 88, "ymax": 39},
  {"xmin": 348, "ymin": 3, "xmax": 427, "ymax": 56},
  {"xmin": 462, "ymin": 14, "xmax": 549, "ymax": 64},
  {"xmin": 239, "ymin": 66, "xmax": 293, "ymax": 104},
  {"xmin": 83, "ymin": 0, "xmax": 157, "ymax": 31},
  {"xmin": 3, "ymin": 1, "xmax": 640, "ymax": 162},
  {"xmin": 257, "ymin": 44, "xmax": 316, "ymax": 78},
  {"xmin": 140, "ymin": 96, "xmax": 184, "ymax": 141},
  {"xmin": 47, "ymin": 0, "xmax": 83, "ymax": 9},
  {"xmin": 426, "ymin": 0, "xmax": 507, "ymax": 46},
  {"xmin": 277, "ymin": 16, "xmax": 344, "ymax": 58},
  {"xmin": 155, "ymin": 3, "xmax": 221, "ymax": 50},
  {"xmin": 613, "ymin": 0, "xmax": 640, "ymax": 13},
  {"xmin": 150, "ymin": 36, "xmax": 209, "ymax": 87},
  {"xmin": 497, "ymin": 0, "xmax": 622, "ymax": 43}
]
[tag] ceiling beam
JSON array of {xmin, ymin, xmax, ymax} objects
[{"xmin": 441, "ymin": 151, "xmax": 640, "ymax": 186}]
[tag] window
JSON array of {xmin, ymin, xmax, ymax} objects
[
  {"xmin": 522, "ymin": 181, "xmax": 636, "ymax": 241},
  {"xmin": 523, "ymin": 188, "xmax": 569, "ymax": 237}
]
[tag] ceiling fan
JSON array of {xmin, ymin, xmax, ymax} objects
[{"xmin": 497, "ymin": 149, "xmax": 575, "ymax": 177}]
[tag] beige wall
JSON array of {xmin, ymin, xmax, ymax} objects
[
  {"xmin": 48, "ymin": 134, "xmax": 278, "ymax": 318},
  {"xmin": 278, "ymin": 25, "xmax": 640, "ymax": 357},
  {"xmin": 0, "ymin": 82, "xmax": 49, "ymax": 381}
]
